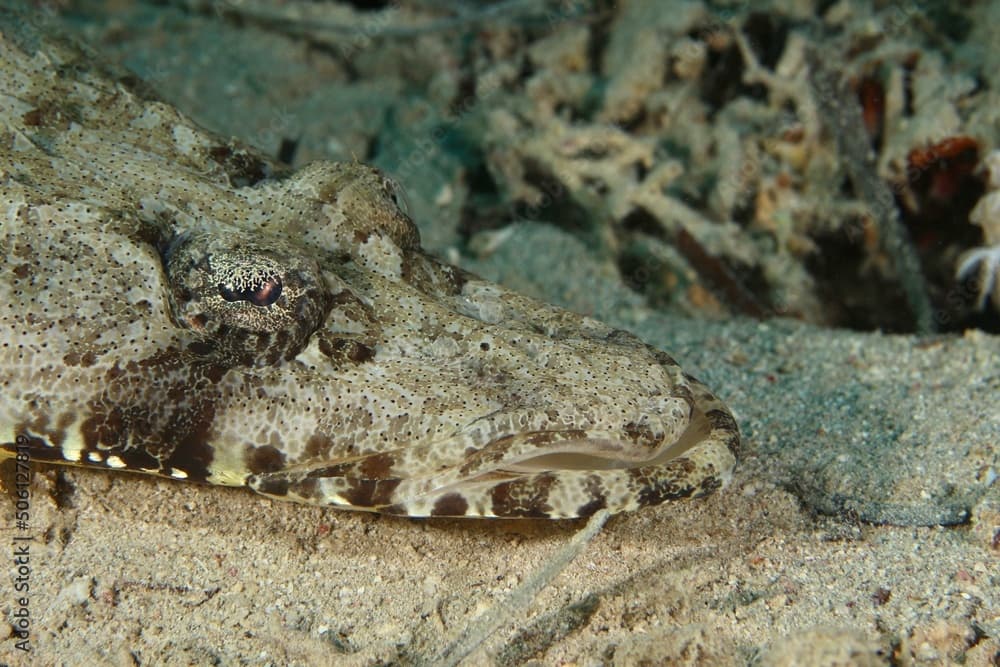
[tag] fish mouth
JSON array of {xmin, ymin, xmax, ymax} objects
[
  {"xmin": 494, "ymin": 403, "xmax": 712, "ymax": 473},
  {"xmin": 503, "ymin": 411, "xmax": 711, "ymax": 473}
]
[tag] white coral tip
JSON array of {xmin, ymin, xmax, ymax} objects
[{"xmin": 956, "ymin": 245, "xmax": 1000, "ymax": 310}]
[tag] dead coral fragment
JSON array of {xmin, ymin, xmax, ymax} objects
[{"xmin": 957, "ymin": 149, "xmax": 1000, "ymax": 310}]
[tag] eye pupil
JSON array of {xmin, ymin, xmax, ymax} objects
[{"xmin": 218, "ymin": 277, "xmax": 283, "ymax": 307}]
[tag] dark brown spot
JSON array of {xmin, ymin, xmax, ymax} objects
[
  {"xmin": 699, "ymin": 475, "xmax": 722, "ymax": 494},
  {"xmin": 246, "ymin": 445, "xmax": 286, "ymax": 474},
  {"xmin": 329, "ymin": 289, "xmax": 364, "ymax": 307},
  {"xmin": 576, "ymin": 496, "xmax": 607, "ymax": 517},
  {"xmin": 522, "ymin": 429, "xmax": 587, "ymax": 447},
  {"xmin": 79, "ymin": 406, "xmax": 123, "ymax": 450},
  {"xmin": 187, "ymin": 340, "xmax": 216, "ymax": 356},
  {"xmin": 252, "ymin": 475, "xmax": 290, "ymax": 497},
  {"xmin": 21, "ymin": 413, "xmax": 50, "ymax": 436},
  {"xmin": 622, "ymin": 422, "xmax": 661, "ymax": 449},
  {"xmin": 289, "ymin": 477, "xmax": 320, "ymax": 502},
  {"xmin": 20, "ymin": 410, "xmax": 72, "ymax": 452},
  {"xmin": 326, "ymin": 293, "xmax": 380, "ymax": 333},
  {"xmin": 21, "ymin": 108, "xmax": 44, "ymax": 126},
  {"xmin": 77, "ymin": 351, "xmax": 224, "ymax": 482},
  {"xmin": 398, "ymin": 253, "xmax": 416, "ymax": 284},
  {"xmin": 636, "ymin": 482, "xmax": 694, "ymax": 506},
  {"xmin": 304, "ymin": 462, "xmax": 353, "ymax": 479},
  {"xmin": 12, "ymin": 242, "xmax": 31, "ymax": 260},
  {"xmin": 318, "ymin": 334, "xmax": 376, "ymax": 365},
  {"xmin": 304, "ymin": 433, "xmax": 335, "ymax": 459},
  {"xmin": 432, "ymin": 493, "xmax": 469, "ymax": 517},
  {"xmin": 61, "ymin": 350, "xmax": 99, "ymax": 368},
  {"xmin": 577, "ymin": 475, "xmax": 608, "ymax": 517},
  {"xmin": 871, "ymin": 587, "xmax": 891, "ymax": 606},
  {"xmin": 359, "ymin": 453, "xmax": 395, "ymax": 479},
  {"xmin": 272, "ymin": 330, "xmax": 293, "ymax": 363},
  {"xmin": 52, "ymin": 412, "xmax": 75, "ymax": 447},
  {"xmin": 20, "ymin": 102, "xmax": 79, "ymax": 129},
  {"xmin": 346, "ymin": 342, "xmax": 375, "ymax": 363},
  {"xmin": 525, "ymin": 432, "xmax": 556, "ymax": 447},
  {"xmin": 490, "ymin": 474, "xmax": 555, "ymax": 518},
  {"xmin": 207, "ymin": 143, "xmax": 268, "ymax": 187},
  {"xmin": 631, "ymin": 459, "xmax": 697, "ymax": 507},
  {"xmin": 341, "ymin": 478, "xmax": 402, "ymax": 508},
  {"xmin": 163, "ymin": 440, "xmax": 215, "ymax": 482},
  {"xmin": 45, "ymin": 427, "xmax": 66, "ymax": 449},
  {"xmin": 100, "ymin": 431, "xmax": 160, "ymax": 471}
]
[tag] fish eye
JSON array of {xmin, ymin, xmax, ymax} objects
[
  {"xmin": 162, "ymin": 232, "xmax": 330, "ymax": 366},
  {"xmin": 218, "ymin": 274, "xmax": 283, "ymax": 307}
]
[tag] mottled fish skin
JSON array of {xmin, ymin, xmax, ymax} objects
[{"xmin": 0, "ymin": 12, "xmax": 739, "ymax": 518}]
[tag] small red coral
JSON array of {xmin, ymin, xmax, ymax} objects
[
  {"xmin": 907, "ymin": 136, "xmax": 980, "ymax": 201},
  {"xmin": 856, "ymin": 77, "xmax": 885, "ymax": 141}
]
